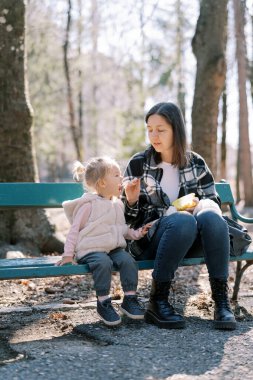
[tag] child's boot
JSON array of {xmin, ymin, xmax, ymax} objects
[
  {"xmin": 120, "ymin": 294, "xmax": 145, "ymax": 320},
  {"xmin": 97, "ymin": 297, "xmax": 121, "ymax": 326}
]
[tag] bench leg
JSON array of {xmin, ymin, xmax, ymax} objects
[{"xmin": 232, "ymin": 261, "xmax": 253, "ymax": 301}]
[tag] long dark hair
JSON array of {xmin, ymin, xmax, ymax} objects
[{"xmin": 145, "ymin": 102, "xmax": 188, "ymax": 167}]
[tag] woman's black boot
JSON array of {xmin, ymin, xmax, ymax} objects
[
  {"xmin": 209, "ymin": 278, "xmax": 236, "ymax": 330},
  {"xmin": 144, "ymin": 279, "xmax": 185, "ymax": 329}
]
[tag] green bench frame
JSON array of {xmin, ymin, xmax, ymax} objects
[{"xmin": 0, "ymin": 181, "xmax": 252, "ymax": 301}]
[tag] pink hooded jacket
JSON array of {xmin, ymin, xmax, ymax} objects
[{"xmin": 62, "ymin": 193, "xmax": 143, "ymax": 261}]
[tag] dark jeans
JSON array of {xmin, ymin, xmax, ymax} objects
[
  {"xmin": 78, "ymin": 248, "xmax": 138, "ymax": 296},
  {"xmin": 139, "ymin": 209, "xmax": 230, "ymax": 282}
]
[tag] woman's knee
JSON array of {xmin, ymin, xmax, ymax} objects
[
  {"xmin": 196, "ymin": 210, "xmax": 228, "ymax": 235},
  {"xmin": 161, "ymin": 213, "xmax": 198, "ymax": 236},
  {"xmin": 196, "ymin": 209, "xmax": 226, "ymax": 227}
]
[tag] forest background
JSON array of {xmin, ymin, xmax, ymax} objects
[
  {"xmin": 25, "ymin": 0, "xmax": 252, "ymax": 186},
  {"xmin": 0, "ymin": 0, "xmax": 253, "ymax": 254}
]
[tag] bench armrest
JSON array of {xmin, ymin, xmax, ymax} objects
[{"xmin": 230, "ymin": 204, "xmax": 253, "ymax": 224}]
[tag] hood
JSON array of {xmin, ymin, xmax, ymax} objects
[{"xmin": 62, "ymin": 193, "xmax": 99, "ymax": 224}]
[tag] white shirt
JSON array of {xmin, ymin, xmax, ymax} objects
[{"xmin": 158, "ymin": 162, "xmax": 179, "ymax": 202}]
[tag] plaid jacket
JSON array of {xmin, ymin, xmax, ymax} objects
[{"xmin": 122, "ymin": 146, "xmax": 220, "ymax": 228}]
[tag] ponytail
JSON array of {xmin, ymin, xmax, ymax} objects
[{"xmin": 72, "ymin": 161, "xmax": 85, "ymax": 182}]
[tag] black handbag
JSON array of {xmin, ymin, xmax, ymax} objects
[{"xmin": 223, "ymin": 216, "xmax": 252, "ymax": 256}]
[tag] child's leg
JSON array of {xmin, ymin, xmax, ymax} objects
[
  {"xmin": 109, "ymin": 248, "xmax": 138, "ymax": 293},
  {"xmin": 78, "ymin": 252, "xmax": 121, "ymax": 326},
  {"xmin": 78, "ymin": 252, "xmax": 112, "ymax": 298},
  {"xmin": 109, "ymin": 248, "xmax": 144, "ymax": 320}
]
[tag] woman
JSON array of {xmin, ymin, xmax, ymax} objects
[{"xmin": 122, "ymin": 102, "xmax": 236, "ymax": 330}]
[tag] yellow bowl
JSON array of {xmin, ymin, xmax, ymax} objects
[{"xmin": 172, "ymin": 193, "xmax": 196, "ymax": 211}]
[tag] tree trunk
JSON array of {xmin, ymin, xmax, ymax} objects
[
  {"xmin": 88, "ymin": 0, "xmax": 99, "ymax": 156},
  {"xmin": 176, "ymin": 0, "xmax": 186, "ymax": 120},
  {"xmin": 191, "ymin": 0, "xmax": 228, "ymax": 176},
  {"xmin": 77, "ymin": 0, "xmax": 84, "ymax": 158},
  {"xmin": 0, "ymin": 0, "xmax": 63, "ymax": 257},
  {"xmin": 250, "ymin": 3, "xmax": 253, "ymax": 103},
  {"xmin": 220, "ymin": 86, "xmax": 227, "ymax": 180},
  {"xmin": 233, "ymin": 0, "xmax": 253, "ymax": 206},
  {"xmin": 236, "ymin": 145, "xmax": 241, "ymax": 203},
  {"xmin": 63, "ymin": 0, "xmax": 83, "ymax": 161}
]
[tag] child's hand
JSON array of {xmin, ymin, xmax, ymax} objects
[
  {"xmin": 141, "ymin": 223, "xmax": 152, "ymax": 237},
  {"xmin": 56, "ymin": 256, "xmax": 76, "ymax": 266},
  {"xmin": 124, "ymin": 178, "xmax": 141, "ymax": 206}
]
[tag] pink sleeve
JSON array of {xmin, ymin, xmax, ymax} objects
[
  {"xmin": 63, "ymin": 203, "xmax": 92, "ymax": 257},
  {"xmin": 125, "ymin": 227, "xmax": 143, "ymax": 241}
]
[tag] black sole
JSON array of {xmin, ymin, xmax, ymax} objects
[
  {"xmin": 119, "ymin": 306, "xmax": 145, "ymax": 320},
  {"xmin": 145, "ymin": 311, "xmax": 185, "ymax": 329},
  {"xmin": 214, "ymin": 320, "xmax": 237, "ymax": 330}
]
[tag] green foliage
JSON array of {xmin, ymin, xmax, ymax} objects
[
  {"xmin": 120, "ymin": 115, "xmax": 147, "ymax": 159},
  {"xmin": 25, "ymin": 0, "xmax": 195, "ymax": 180}
]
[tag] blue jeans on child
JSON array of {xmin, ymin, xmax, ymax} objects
[
  {"xmin": 138, "ymin": 209, "xmax": 230, "ymax": 282},
  {"xmin": 78, "ymin": 248, "xmax": 138, "ymax": 296}
]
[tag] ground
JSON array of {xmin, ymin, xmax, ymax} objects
[{"xmin": 0, "ymin": 208, "xmax": 253, "ymax": 379}]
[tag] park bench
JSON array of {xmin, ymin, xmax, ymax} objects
[{"xmin": 0, "ymin": 181, "xmax": 252, "ymax": 301}]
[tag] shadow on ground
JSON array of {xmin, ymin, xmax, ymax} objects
[{"xmin": 0, "ymin": 309, "xmax": 253, "ymax": 379}]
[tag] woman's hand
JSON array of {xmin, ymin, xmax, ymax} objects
[
  {"xmin": 124, "ymin": 178, "xmax": 141, "ymax": 206},
  {"xmin": 184, "ymin": 197, "xmax": 199, "ymax": 213},
  {"xmin": 192, "ymin": 198, "xmax": 222, "ymax": 216},
  {"xmin": 55, "ymin": 256, "xmax": 76, "ymax": 266}
]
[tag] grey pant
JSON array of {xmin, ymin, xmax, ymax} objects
[{"xmin": 78, "ymin": 248, "xmax": 138, "ymax": 296}]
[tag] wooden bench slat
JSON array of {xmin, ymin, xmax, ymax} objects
[
  {"xmin": 215, "ymin": 182, "xmax": 235, "ymax": 204},
  {"xmin": 0, "ymin": 183, "xmax": 84, "ymax": 208},
  {"xmin": 0, "ymin": 256, "xmax": 60, "ymax": 268},
  {"xmin": 0, "ymin": 265, "xmax": 91, "ymax": 279},
  {"xmin": 0, "ymin": 251, "xmax": 252, "ymax": 280},
  {"xmin": 0, "ymin": 259, "xmax": 201, "ymax": 280},
  {"xmin": 0, "ymin": 181, "xmax": 235, "ymax": 208}
]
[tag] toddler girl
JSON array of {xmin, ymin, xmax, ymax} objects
[{"xmin": 57, "ymin": 156, "xmax": 150, "ymax": 326}]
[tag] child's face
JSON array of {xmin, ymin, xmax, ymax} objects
[{"xmin": 102, "ymin": 165, "xmax": 123, "ymax": 199}]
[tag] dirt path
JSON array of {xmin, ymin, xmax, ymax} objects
[{"xmin": 0, "ymin": 208, "xmax": 253, "ymax": 379}]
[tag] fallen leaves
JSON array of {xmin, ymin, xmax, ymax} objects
[
  {"xmin": 48, "ymin": 312, "xmax": 74, "ymax": 332},
  {"xmin": 44, "ymin": 287, "xmax": 64, "ymax": 294},
  {"xmin": 49, "ymin": 312, "xmax": 68, "ymax": 320}
]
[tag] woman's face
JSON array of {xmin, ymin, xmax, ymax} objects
[{"xmin": 146, "ymin": 114, "xmax": 174, "ymax": 158}]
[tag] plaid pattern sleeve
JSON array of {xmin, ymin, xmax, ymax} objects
[
  {"xmin": 122, "ymin": 148, "xmax": 221, "ymax": 229},
  {"xmin": 122, "ymin": 152, "xmax": 145, "ymax": 224},
  {"xmin": 179, "ymin": 152, "xmax": 221, "ymax": 206},
  {"xmin": 122, "ymin": 150, "xmax": 171, "ymax": 227}
]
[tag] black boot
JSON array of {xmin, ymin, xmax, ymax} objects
[
  {"xmin": 144, "ymin": 279, "xmax": 185, "ymax": 329},
  {"xmin": 210, "ymin": 278, "xmax": 236, "ymax": 330}
]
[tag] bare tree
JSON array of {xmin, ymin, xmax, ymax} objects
[
  {"xmin": 0, "ymin": 0, "xmax": 63, "ymax": 256},
  {"xmin": 175, "ymin": 0, "xmax": 186, "ymax": 119},
  {"xmin": 88, "ymin": 0, "xmax": 99, "ymax": 156},
  {"xmin": 77, "ymin": 0, "xmax": 84, "ymax": 158},
  {"xmin": 233, "ymin": 0, "xmax": 253, "ymax": 206},
  {"xmin": 63, "ymin": 0, "xmax": 83, "ymax": 161},
  {"xmin": 191, "ymin": 0, "xmax": 228, "ymax": 176},
  {"xmin": 249, "ymin": 2, "xmax": 253, "ymax": 103},
  {"xmin": 220, "ymin": 85, "xmax": 227, "ymax": 180}
]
